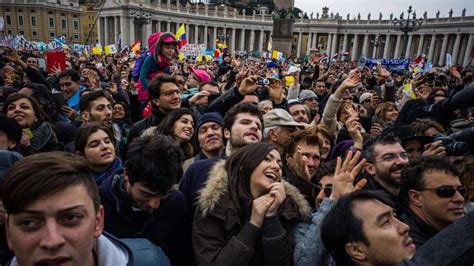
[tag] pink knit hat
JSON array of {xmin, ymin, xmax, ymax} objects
[{"xmin": 188, "ymin": 66, "xmax": 211, "ymax": 83}]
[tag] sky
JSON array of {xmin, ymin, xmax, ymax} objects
[{"xmin": 294, "ymin": 0, "xmax": 473, "ymax": 19}]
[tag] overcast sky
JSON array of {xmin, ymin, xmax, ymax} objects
[{"xmin": 294, "ymin": 0, "xmax": 473, "ymax": 19}]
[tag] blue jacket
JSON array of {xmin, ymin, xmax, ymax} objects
[{"xmin": 99, "ymin": 174, "xmax": 192, "ymax": 266}]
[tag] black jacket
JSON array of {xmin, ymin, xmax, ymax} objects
[
  {"xmin": 127, "ymin": 105, "xmax": 168, "ymax": 144},
  {"xmin": 400, "ymin": 208, "xmax": 439, "ymax": 248}
]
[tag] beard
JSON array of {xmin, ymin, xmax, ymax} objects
[
  {"xmin": 229, "ymin": 135, "xmax": 248, "ymax": 149},
  {"xmin": 375, "ymin": 164, "xmax": 403, "ymax": 187}
]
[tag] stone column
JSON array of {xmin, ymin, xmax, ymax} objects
[
  {"xmin": 114, "ymin": 16, "xmax": 120, "ymax": 44},
  {"xmin": 166, "ymin": 22, "xmax": 170, "ymax": 32},
  {"xmin": 240, "ymin": 29, "xmax": 245, "ymax": 51},
  {"xmin": 393, "ymin": 34, "xmax": 402, "ymax": 58},
  {"xmin": 330, "ymin": 33, "xmax": 338, "ymax": 58},
  {"xmin": 463, "ymin": 34, "xmax": 473, "ymax": 66},
  {"xmin": 405, "ymin": 34, "xmax": 413, "ymax": 59},
  {"xmin": 383, "ymin": 34, "xmax": 391, "ymax": 58},
  {"xmin": 326, "ymin": 33, "xmax": 332, "ymax": 57},
  {"xmin": 342, "ymin": 34, "xmax": 349, "ymax": 55},
  {"xmin": 361, "ymin": 34, "xmax": 369, "ymax": 57},
  {"xmin": 351, "ymin": 34, "xmax": 359, "ymax": 61},
  {"xmin": 104, "ymin": 17, "xmax": 109, "ymax": 45},
  {"xmin": 427, "ymin": 34, "xmax": 437, "ymax": 63},
  {"xmin": 438, "ymin": 34, "xmax": 449, "ymax": 65},
  {"xmin": 416, "ymin": 34, "xmax": 425, "ymax": 56},
  {"xmin": 145, "ymin": 22, "xmax": 152, "ymax": 44},
  {"xmin": 258, "ymin": 30, "xmax": 264, "ymax": 52},
  {"xmin": 230, "ymin": 27, "xmax": 236, "ymax": 52},
  {"xmin": 313, "ymin": 33, "xmax": 318, "ymax": 49},
  {"xmin": 306, "ymin": 32, "xmax": 312, "ymax": 55},
  {"xmin": 250, "ymin": 29, "xmax": 255, "ymax": 52},
  {"xmin": 156, "ymin": 21, "xmax": 161, "ymax": 32},
  {"xmin": 296, "ymin": 32, "xmax": 302, "ymax": 57},
  {"xmin": 212, "ymin": 26, "xmax": 217, "ymax": 49},
  {"xmin": 120, "ymin": 15, "xmax": 130, "ymax": 47},
  {"xmin": 186, "ymin": 23, "xmax": 190, "ymax": 39},
  {"xmin": 204, "ymin": 26, "xmax": 208, "ymax": 48},
  {"xmin": 194, "ymin": 25, "xmax": 199, "ymax": 44},
  {"xmin": 451, "ymin": 33, "xmax": 462, "ymax": 65}
]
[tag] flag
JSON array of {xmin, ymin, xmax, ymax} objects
[
  {"xmin": 178, "ymin": 53, "xmax": 185, "ymax": 61},
  {"xmin": 217, "ymin": 42, "xmax": 228, "ymax": 49},
  {"xmin": 267, "ymin": 39, "xmax": 272, "ymax": 52},
  {"xmin": 104, "ymin": 44, "xmax": 117, "ymax": 55},
  {"xmin": 272, "ymin": 50, "xmax": 283, "ymax": 60},
  {"xmin": 116, "ymin": 32, "xmax": 122, "ymax": 50},
  {"xmin": 175, "ymin": 24, "xmax": 187, "ymax": 47},
  {"xmin": 214, "ymin": 49, "xmax": 221, "ymax": 58},
  {"xmin": 92, "ymin": 46, "xmax": 103, "ymax": 55},
  {"xmin": 331, "ymin": 53, "xmax": 338, "ymax": 60},
  {"xmin": 130, "ymin": 40, "xmax": 141, "ymax": 55},
  {"xmin": 318, "ymin": 54, "xmax": 328, "ymax": 64}
]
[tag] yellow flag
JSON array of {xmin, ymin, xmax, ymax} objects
[
  {"xmin": 92, "ymin": 47, "xmax": 103, "ymax": 55},
  {"xmin": 104, "ymin": 44, "xmax": 117, "ymax": 55},
  {"xmin": 217, "ymin": 42, "xmax": 228, "ymax": 49},
  {"xmin": 267, "ymin": 40, "xmax": 272, "ymax": 51},
  {"xmin": 178, "ymin": 53, "xmax": 185, "ymax": 61},
  {"xmin": 403, "ymin": 82, "xmax": 416, "ymax": 99}
]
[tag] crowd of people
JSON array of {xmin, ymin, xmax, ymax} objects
[{"xmin": 0, "ymin": 30, "xmax": 473, "ymax": 266}]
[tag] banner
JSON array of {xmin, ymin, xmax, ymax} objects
[
  {"xmin": 104, "ymin": 44, "xmax": 117, "ymax": 55},
  {"xmin": 0, "ymin": 36, "xmax": 15, "ymax": 47},
  {"xmin": 180, "ymin": 44, "xmax": 206, "ymax": 56},
  {"xmin": 15, "ymin": 36, "xmax": 36, "ymax": 50},
  {"xmin": 364, "ymin": 58, "xmax": 410, "ymax": 72}
]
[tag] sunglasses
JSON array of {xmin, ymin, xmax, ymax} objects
[
  {"xmin": 313, "ymin": 184, "xmax": 333, "ymax": 198},
  {"xmin": 417, "ymin": 186, "xmax": 466, "ymax": 198}
]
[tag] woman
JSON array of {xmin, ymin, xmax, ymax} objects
[
  {"xmin": 193, "ymin": 143, "xmax": 310, "ymax": 266},
  {"xmin": 2, "ymin": 93, "xmax": 62, "ymax": 155},
  {"xmin": 142, "ymin": 108, "xmax": 196, "ymax": 159},
  {"xmin": 75, "ymin": 124, "xmax": 123, "ymax": 185},
  {"xmin": 113, "ymin": 101, "xmax": 132, "ymax": 157},
  {"xmin": 374, "ymin": 102, "xmax": 399, "ymax": 126}
]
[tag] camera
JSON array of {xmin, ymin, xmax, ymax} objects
[
  {"xmin": 433, "ymin": 134, "xmax": 469, "ymax": 156},
  {"xmin": 257, "ymin": 78, "xmax": 270, "ymax": 86}
]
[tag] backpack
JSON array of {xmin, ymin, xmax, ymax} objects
[{"xmin": 131, "ymin": 52, "xmax": 149, "ymax": 82}]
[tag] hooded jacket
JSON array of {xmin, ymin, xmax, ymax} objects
[
  {"xmin": 192, "ymin": 161, "xmax": 311, "ymax": 266},
  {"xmin": 137, "ymin": 32, "xmax": 179, "ymax": 101}
]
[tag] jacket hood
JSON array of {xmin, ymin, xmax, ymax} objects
[
  {"xmin": 197, "ymin": 161, "xmax": 311, "ymax": 220},
  {"xmin": 148, "ymin": 32, "xmax": 179, "ymax": 62}
]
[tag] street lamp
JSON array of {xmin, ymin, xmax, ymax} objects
[
  {"xmin": 130, "ymin": 4, "xmax": 152, "ymax": 46},
  {"xmin": 370, "ymin": 33, "xmax": 385, "ymax": 58},
  {"xmin": 392, "ymin": 6, "xmax": 423, "ymax": 58}
]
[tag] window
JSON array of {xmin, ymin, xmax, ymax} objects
[
  {"xmin": 7, "ymin": 30, "xmax": 12, "ymax": 35},
  {"xmin": 74, "ymin": 34, "xmax": 79, "ymax": 39},
  {"xmin": 73, "ymin": 20, "xmax": 79, "ymax": 30},
  {"xmin": 19, "ymin": 30, "xmax": 24, "ymax": 35},
  {"xmin": 73, "ymin": 14, "xmax": 77, "ymax": 18},
  {"xmin": 32, "ymin": 31, "xmax": 37, "ymax": 36},
  {"xmin": 31, "ymin": 9, "xmax": 35, "ymax": 13},
  {"xmin": 61, "ymin": 19, "xmax": 67, "ymax": 29},
  {"xmin": 61, "ymin": 13, "xmax": 65, "ymax": 17},
  {"xmin": 50, "ymin": 32, "xmax": 55, "ymax": 37},
  {"xmin": 18, "ymin": 9, "xmax": 23, "ymax": 12},
  {"xmin": 48, "ymin": 11, "xmax": 53, "ymax": 15},
  {"xmin": 31, "ymin": 16, "xmax": 37, "ymax": 27},
  {"xmin": 5, "ymin": 8, "xmax": 10, "ymax": 12},
  {"xmin": 6, "ymin": 15, "xmax": 11, "ymax": 25},
  {"xmin": 18, "ymin": 16, "xmax": 24, "ymax": 26},
  {"xmin": 49, "ymin": 17, "xmax": 54, "ymax": 28}
]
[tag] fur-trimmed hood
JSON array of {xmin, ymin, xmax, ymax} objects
[{"xmin": 197, "ymin": 161, "xmax": 311, "ymax": 220}]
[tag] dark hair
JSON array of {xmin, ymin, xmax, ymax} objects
[
  {"xmin": 0, "ymin": 152, "xmax": 100, "ymax": 214},
  {"xmin": 321, "ymin": 190, "xmax": 394, "ymax": 266},
  {"xmin": 410, "ymin": 118, "xmax": 446, "ymax": 136},
  {"xmin": 223, "ymin": 102, "xmax": 263, "ymax": 131},
  {"xmin": 399, "ymin": 156, "xmax": 460, "ymax": 207},
  {"xmin": 316, "ymin": 160, "xmax": 337, "ymax": 181},
  {"xmin": 283, "ymin": 129, "xmax": 320, "ymax": 157},
  {"xmin": 74, "ymin": 123, "xmax": 116, "ymax": 155},
  {"xmin": 148, "ymin": 74, "xmax": 177, "ymax": 99},
  {"xmin": 155, "ymin": 108, "xmax": 196, "ymax": 159},
  {"xmin": 79, "ymin": 90, "xmax": 113, "ymax": 113},
  {"xmin": 125, "ymin": 134, "xmax": 184, "ymax": 195},
  {"xmin": 2, "ymin": 93, "xmax": 50, "ymax": 129},
  {"xmin": 225, "ymin": 143, "xmax": 277, "ymax": 215},
  {"xmin": 58, "ymin": 69, "xmax": 80, "ymax": 83},
  {"xmin": 362, "ymin": 133, "xmax": 401, "ymax": 163},
  {"xmin": 199, "ymin": 81, "xmax": 219, "ymax": 91}
]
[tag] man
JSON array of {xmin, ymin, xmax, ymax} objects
[
  {"xmin": 80, "ymin": 90, "xmax": 114, "ymax": 127},
  {"xmin": 99, "ymin": 134, "xmax": 191, "ymax": 266},
  {"xmin": 399, "ymin": 156, "xmax": 465, "ymax": 248},
  {"xmin": 1, "ymin": 152, "xmax": 134, "ymax": 265},
  {"xmin": 25, "ymin": 57, "xmax": 39, "ymax": 69},
  {"xmin": 362, "ymin": 133, "xmax": 410, "ymax": 211},
  {"xmin": 314, "ymin": 160, "xmax": 336, "ymax": 210},
  {"xmin": 58, "ymin": 69, "xmax": 84, "ymax": 119},
  {"xmin": 385, "ymin": 126, "xmax": 443, "ymax": 160},
  {"xmin": 263, "ymin": 108, "xmax": 304, "ymax": 154},
  {"xmin": 179, "ymin": 103, "xmax": 263, "ymax": 220},
  {"xmin": 182, "ymin": 112, "xmax": 224, "ymax": 172},
  {"xmin": 283, "ymin": 129, "xmax": 321, "ymax": 209},
  {"xmin": 186, "ymin": 66, "xmax": 211, "ymax": 90},
  {"xmin": 288, "ymin": 100, "xmax": 311, "ymax": 124},
  {"xmin": 128, "ymin": 74, "xmax": 181, "ymax": 143},
  {"xmin": 312, "ymin": 80, "xmax": 330, "ymax": 112},
  {"xmin": 321, "ymin": 190, "xmax": 416, "ymax": 266}
]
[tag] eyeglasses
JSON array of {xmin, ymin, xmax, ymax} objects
[
  {"xmin": 161, "ymin": 89, "xmax": 181, "ymax": 97},
  {"xmin": 376, "ymin": 152, "xmax": 409, "ymax": 163},
  {"xmin": 417, "ymin": 186, "xmax": 466, "ymax": 198}
]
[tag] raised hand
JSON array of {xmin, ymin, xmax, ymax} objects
[
  {"xmin": 377, "ymin": 64, "xmax": 391, "ymax": 79},
  {"xmin": 329, "ymin": 151, "xmax": 367, "ymax": 200},
  {"xmin": 189, "ymin": 90, "xmax": 211, "ymax": 106},
  {"xmin": 266, "ymin": 182, "xmax": 286, "ymax": 217},
  {"xmin": 250, "ymin": 194, "xmax": 274, "ymax": 228},
  {"xmin": 238, "ymin": 75, "xmax": 259, "ymax": 95}
]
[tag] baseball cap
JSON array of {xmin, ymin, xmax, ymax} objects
[
  {"xmin": 188, "ymin": 66, "xmax": 211, "ymax": 83},
  {"xmin": 263, "ymin": 108, "xmax": 305, "ymax": 128}
]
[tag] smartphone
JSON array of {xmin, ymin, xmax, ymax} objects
[{"xmin": 52, "ymin": 93, "xmax": 68, "ymax": 108}]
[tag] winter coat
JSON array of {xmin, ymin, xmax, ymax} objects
[
  {"xmin": 127, "ymin": 105, "xmax": 168, "ymax": 145},
  {"xmin": 99, "ymin": 174, "xmax": 192, "ymax": 266},
  {"xmin": 399, "ymin": 207, "xmax": 439, "ymax": 248},
  {"xmin": 192, "ymin": 161, "xmax": 311, "ymax": 266}
]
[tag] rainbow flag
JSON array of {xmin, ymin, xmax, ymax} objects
[{"xmin": 176, "ymin": 24, "xmax": 187, "ymax": 47}]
